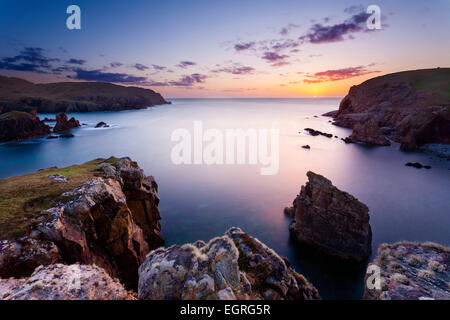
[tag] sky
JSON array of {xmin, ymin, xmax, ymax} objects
[{"xmin": 0, "ymin": 0, "xmax": 449, "ymax": 98}]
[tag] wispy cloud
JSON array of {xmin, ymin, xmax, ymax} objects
[
  {"xmin": 0, "ymin": 47, "xmax": 59, "ymax": 73},
  {"xmin": 169, "ymin": 73, "xmax": 208, "ymax": 86},
  {"xmin": 261, "ymin": 52, "xmax": 290, "ymax": 67},
  {"xmin": 133, "ymin": 63, "xmax": 149, "ymax": 71},
  {"xmin": 211, "ymin": 63, "xmax": 255, "ymax": 75},
  {"xmin": 234, "ymin": 42, "xmax": 256, "ymax": 52},
  {"xmin": 303, "ymin": 65, "xmax": 379, "ymax": 83},
  {"xmin": 177, "ymin": 61, "xmax": 196, "ymax": 68},
  {"xmin": 68, "ymin": 68, "xmax": 147, "ymax": 84},
  {"xmin": 66, "ymin": 58, "xmax": 86, "ymax": 65}
]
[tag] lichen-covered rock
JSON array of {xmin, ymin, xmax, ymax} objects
[
  {"xmin": 0, "ymin": 264, "xmax": 132, "ymax": 300},
  {"xmin": 287, "ymin": 171, "xmax": 372, "ymax": 261},
  {"xmin": 138, "ymin": 227, "xmax": 320, "ymax": 300},
  {"xmin": 363, "ymin": 242, "xmax": 450, "ymax": 300},
  {"xmin": 0, "ymin": 237, "xmax": 60, "ymax": 278}
]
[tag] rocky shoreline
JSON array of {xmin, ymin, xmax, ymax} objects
[{"xmin": 323, "ymin": 68, "xmax": 450, "ymax": 157}]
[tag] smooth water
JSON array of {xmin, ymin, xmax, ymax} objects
[{"xmin": 0, "ymin": 98, "xmax": 449, "ymax": 299}]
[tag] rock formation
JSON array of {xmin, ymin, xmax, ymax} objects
[
  {"xmin": 323, "ymin": 68, "xmax": 450, "ymax": 154},
  {"xmin": 138, "ymin": 227, "xmax": 320, "ymax": 300},
  {"xmin": 0, "ymin": 110, "xmax": 50, "ymax": 142},
  {"xmin": 0, "ymin": 264, "xmax": 133, "ymax": 300},
  {"xmin": 363, "ymin": 242, "xmax": 449, "ymax": 300},
  {"xmin": 348, "ymin": 119, "xmax": 391, "ymax": 146},
  {"xmin": 0, "ymin": 75, "xmax": 170, "ymax": 113},
  {"xmin": 286, "ymin": 171, "xmax": 372, "ymax": 261},
  {"xmin": 0, "ymin": 157, "xmax": 164, "ymax": 290},
  {"xmin": 53, "ymin": 113, "xmax": 80, "ymax": 132}
]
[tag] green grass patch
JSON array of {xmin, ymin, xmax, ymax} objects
[{"xmin": 0, "ymin": 157, "xmax": 117, "ymax": 239}]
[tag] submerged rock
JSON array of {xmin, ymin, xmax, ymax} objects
[
  {"xmin": 287, "ymin": 171, "xmax": 372, "ymax": 261},
  {"xmin": 363, "ymin": 242, "xmax": 450, "ymax": 300},
  {"xmin": 138, "ymin": 227, "xmax": 320, "ymax": 300},
  {"xmin": 304, "ymin": 128, "xmax": 333, "ymax": 138},
  {"xmin": 0, "ymin": 264, "xmax": 132, "ymax": 300},
  {"xmin": 53, "ymin": 113, "xmax": 80, "ymax": 133}
]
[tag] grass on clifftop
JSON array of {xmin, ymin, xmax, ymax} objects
[
  {"xmin": 0, "ymin": 157, "xmax": 119, "ymax": 239},
  {"xmin": 0, "ymin": 111, "xmax": 32, "ymax": 121}
]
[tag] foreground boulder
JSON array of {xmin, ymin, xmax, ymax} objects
[
  {"xmin": 325, "ymin": 68, "xmax": 450, "ymax": 154},
  {"xmin": 0, "ymin": 110, "xmax": 50, "ymax": 142},
  {"xmin": 53, "ymin": 113, "xmax": 80, "ymax": 132},
  {"xmin": 0, "ymin": 157, "xmax": 164, "ymax": 290},
  {"xmin": 138, "ymin": 227, "xmax": 320, "ymax": 300},
  {"xmin": 287, "ymin": 171, "xmax": 372, "ymax": 261},
  {"xmin": 0, "ymin": 264, "xmax": 132, "ymax": 300},
  {"xmin": 364, "ymin": 242, "xmax": 450, "ymax": 300}
]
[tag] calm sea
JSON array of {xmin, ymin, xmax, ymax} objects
[{"xmin": 0, "ymin": 98, "xmax": 449, "ymax": 299}]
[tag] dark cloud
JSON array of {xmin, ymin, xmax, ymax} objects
[
  {"xmin": 68, "ymin": 68, "xmax": 147, "ymax": 84},
  {"xmin": 299, "ymin": 12, "xmax": 371, "ymax": 44},
  {"xmin": 169, "ymin": 73, "xmax": 208, "ymax": 86},
  {"xmin": 177, "ymin": 61, "xmax": 196, "ymax": 68},
  {"xmin": 234, "ymin": 42, "xmax": 255, "ymax": 51},
  {"xmin": 66, "ymin": 58, "xmax": 86, "ymax": 65},
  {"xmin": 0, "ymin": 47, "xmax": 59, "ymax": 73},
  {"xmin": 133, "ymin": 63, "xmax": 149, "ymax": 71},
  {"xmin": 151, "ymin": 64, "xmax": 166, "ymax": 71},
  {"xmin": 270, "ymin": 39, "xmax": 300, "ymax": 51},
  {"xmin": 303, "ymin": 65, "xmax": 379, "ymax": 83}
]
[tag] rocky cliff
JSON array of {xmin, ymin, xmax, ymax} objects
[
  {"xmin": 286, "ymin": 171, "xmax": 372, "ymax": 261},
  {"xmin": 138, "ymin": 227, "xmax": 320, "ymax": 300},
  {"xmin": 0, "ymin": 76, "xmax": 170, "ymax": 113},
  {"xmin": 0, "ymin": 157, "xmax": 164, "ymax": 289},
  {"xmin": 0, "ymin": 110, "xmax": 50, "ymax": 142},
  {"xmin": 324, "ymin": 68, "xmax": 450, "ymax": 152},
  {"xmin": 363, "ymin": 242, "xmax": 449, "ymax": 300}
]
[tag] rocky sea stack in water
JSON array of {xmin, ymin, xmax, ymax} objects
[
  {"xmin": 53, "ymin": 113, "xmax": 80, "ymax": 132},
  {"xmin": 0, "ymin": 157, "xmax": 164, "ymax": 290},
  {"xmin": 286, "ymin": 171, "xmax": 372, "ymax": 261},
  {"xmin": 138, "ymin": 227, "xmax": 320, "ymax": 300},
  {"xmin": 324, "ymin": 68, "xmax": 450, "ymax": 154},
  {"xmin": 0, "ymin": 75, "xmax": 170, "ymax": 113},
  {"xmin": 0, "ymin": 110, "xmax": 50, "ymax": 142},
  {"xmin": 364, "ymin": 242, "xmax": 449, "ymax": 300}
]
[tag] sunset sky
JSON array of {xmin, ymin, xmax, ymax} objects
[{"xmin": 0, "ymin": 0, "xmax": 449, "ymax": 98}]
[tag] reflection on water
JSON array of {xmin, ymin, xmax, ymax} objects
[{"xmin": 0, "ymin": 98, "xmax": 449, "ymax": 299}]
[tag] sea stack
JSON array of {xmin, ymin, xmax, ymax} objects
[{"xmin": 286, "ymin": 171, "xmax": 372, "ymax": 261}]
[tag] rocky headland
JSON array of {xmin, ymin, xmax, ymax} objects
[
  {"xmin": 0, "ymin": 75, "xmax": 170, "ymax": 113},
  {"xmin": 363, "ymin": 242, "xmax": 449, "ymax": 300},
  {"xmin": 285, "ymin": 171, "xmax": 372, "ymax": 262},
  {"xmin": 324, "ymin": 68, "xmax": 450, "ymax": 155},
  {"xmin": 0, "ymin": 110, "xmax": 50, "ymax": 142}
]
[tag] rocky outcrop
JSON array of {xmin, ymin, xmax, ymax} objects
[
  {"xmin": 53, "ymin": 113, "xmax": 80, "ymax": 132},
  {"xmin": 0, "ymin": 237, "xmax": 61, "ymax": 278},
  {"xmin": 0, "ymin": 264, "xmax": 133, "ymax": 300},
  {"xmin": 324, "ymin": 68, "xmax": 450, "ymax": 152},
  {"xmin": 0, "ymin": 157, "xmax": 163, "ymax": 291},
  {"xmin": 138, "ymin": 227, "xmax": 320, "ymax": 300},
  {"xmin": 0, "ymin": 75, "xmax": 170, "ymax": 113},
  {"xmin": 304, "ymin": 128, "xmax": 333, "ymax": 138},
  {"xmin": 0, "ymin": 110, "xmax": 50, "ymax": 142},
  {"xmin": 95, "ymin": 121, "xmax": 109, "ymax": 128},
  {"xmin": 348, "ymin": 119, "xmax": 391, "ymax": 146},
  {"xmin": 363, "ymin": 242, "xmax": 449, "ymax": 300},
  {"xmin": 287, "ymin": 172, "xmax": 372, "ymax": 261},
  {"xmin": 30, "ymin": 158, "xmax": 164, "ymax": 289}
]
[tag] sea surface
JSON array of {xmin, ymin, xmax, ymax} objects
[{"xmin": 0, "ymin": 98, "xmax": 449, "ymax": 299}]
